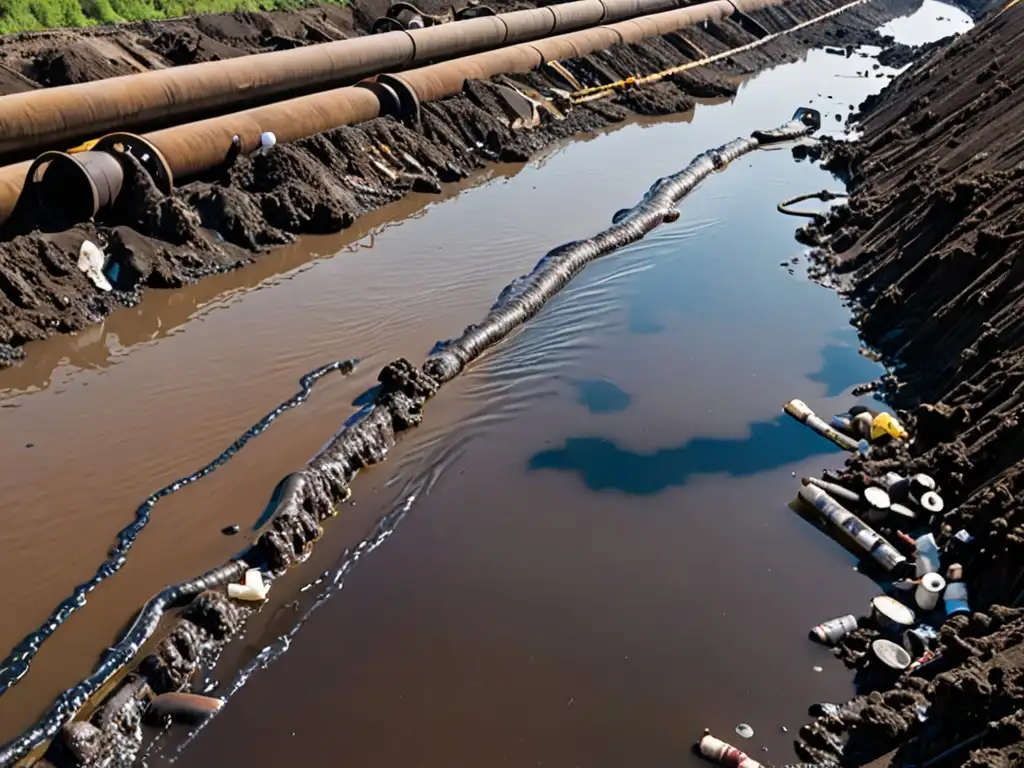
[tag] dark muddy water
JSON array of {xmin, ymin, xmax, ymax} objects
[{"xmin": 0, "ymin": 4, "xmax": 972, "ymax": 762}]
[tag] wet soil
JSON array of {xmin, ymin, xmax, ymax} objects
[
  {"xmin": 0, "ymin": 0, "xmax": 930, "ymax": 369},
  {"xmin": 790, "ymin": 4, "xmax": 1024, "ymax": 767}
]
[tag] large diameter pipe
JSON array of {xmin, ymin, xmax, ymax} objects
[
  {"xmin": 387, "ymin": 0, "xmax": 777, "ymax": 101},
  {"xmin": 0, "ymin": 0, "xmax": 789, "ymax": 228},
  {"xmin": 0, "ymin": 0, "xmax": 681, "ymax": 161}
]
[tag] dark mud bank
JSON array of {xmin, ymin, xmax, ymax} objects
[
  {"xmin": 794, "ymin": 5, "xmax": 1024, "ymax": 767},
  {"xmin": 0, "ymin": 0, "xmax": 929, "ymax": 368}
]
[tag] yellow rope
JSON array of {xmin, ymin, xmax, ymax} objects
[{"xmin": 568, "ymin": 0, "xmax": 873, "ymax": 103}]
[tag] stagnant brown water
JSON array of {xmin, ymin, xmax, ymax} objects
[{"xmin": 0, "ymin": 5, "xmax": 972, "ymax": 761}]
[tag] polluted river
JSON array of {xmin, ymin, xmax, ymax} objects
[{"xmin": 0, "ymin": 3, "xmax": 974, "ymax": 765}]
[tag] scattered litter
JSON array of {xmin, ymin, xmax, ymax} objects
[
  {"xmin": 944, "ymin": 581, "xmax": 970, "ymax": 617},
  {"xmin": 260, "ymin": 131, "xmax": 277, "ymax": 149},
  {"xmin": 915, "ymin": 572, "xmax": 946, "ymax": 611},
  {"xmin": 903, "ymin": 625, "xmax": 938, "ymax": 657},
  {"xmin": 916, "ymin": 704, "xmax": 930, "ymax": 722},
  {"xmin": 780, "ymin": 726, "xmax": 788, "ymax": 733},
  {"xmin": 798, "ymin": 484, "xmax": 907, "ymax": 573},
  {"xmin": 698, "ymin": 730, "xmax": 763, "ymax": 768},
  {"xmin": 78, "ymin": 241, "xmax": 112, "ymax": 292},
  {"xmin": 784, "ymin": 399, "xmax": 864, "ymax": 453},
  {"xmin": 946, "ymin": 563, "xmax": 963, "ymax": 581},
  {"xmin": 812, "ymin": 666, "xmax": 823, "ymax": 673},
  {"xmin": 871, "ymin": 595, "xmax": 915, "ymax": 634},
  {"xmin": 735, "ymin": 723, "xmax": 754, "ymax": 739},
  {"xmin": 146, "ymin": 692, "xmax": 224, "ymax": 725},
  {"xmin": 954, "ymin": 529, "xmax": 974, "ymax": 544},
  {"xmin": 810, "ymin": 614, "xmax": 857, "ymax": 645},
  {"xmin": 871, "ymin": 638, "xmax": 911, "ymax": 671},
  {"xmin": 914, "ymin": 533, "xmax": 940, "ymax": 578},
  {"xmin": 221, "ymin": 524, "xmax": 240, "ymax": 536},
  {"xmin": 228, "ymin": 568, "xmax": 270, "ymax": 601}
]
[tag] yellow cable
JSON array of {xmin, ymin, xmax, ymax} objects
[{"xmin": 569, "ymin": 0, "xmax": 872, "ymax": 102}]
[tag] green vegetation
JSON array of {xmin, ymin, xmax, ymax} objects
[{"xmin": 0, "ymin": 0, "xmax": 324, "ymax": 34}]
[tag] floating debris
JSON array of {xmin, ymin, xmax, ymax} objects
[
  {"xmin": 227, "ymin": 569, "xmax": 270, "ymax": 602},
  {"xmin": 810, "ymin": 614, "xmax": 857, "ymax": 645},
  {"xmin": 735, "ymin": 723, "xmax": 754, "ymax": 739},
  {"xmin": 146, "ymin": 692, "xmax": 224, "ymax": 725}
]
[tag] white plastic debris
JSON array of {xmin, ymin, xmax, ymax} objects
[
  {"xmin": 78, "ymin": 240, "xmax": 112, "ymax": 292},
  {"xmin": 260, "ymin": 131, "xmax": 277, "ymax": 149},
  {"xmin": 698, "ymin": 731, "xmax": 763, "ymax": 768},
  {"xmin": 228, "ymin": 568, "xmax": 270, "ymax": 601},
  {"xmin": 735, "ymin": 723, "xmax": 754, "ymax": 739}
]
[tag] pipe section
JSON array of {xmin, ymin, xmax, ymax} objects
[
  {"xmin": 0, "ymin": 0, "xmax": 682, "ymax": 162},
  {"xmin": 0, "ymin": 0, "xmax": 790, "ymax": 230}
]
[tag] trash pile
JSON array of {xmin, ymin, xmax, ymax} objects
[{"xmin": 696, "ymin": 396, "xmax": 981, "ymax": 768}]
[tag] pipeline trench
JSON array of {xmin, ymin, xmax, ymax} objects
[{"xmin": 0, "ymin": 0, "xmax": 974, "ymax": 765}]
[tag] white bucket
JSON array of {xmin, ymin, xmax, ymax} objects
[{"xmin": 915, "ymin": 572, "xmax": 946, "ymax": 611}]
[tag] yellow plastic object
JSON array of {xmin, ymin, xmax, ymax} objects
[
  {"xmin": 871, "ymin": 412, "xmax": 908, "ymax": 441},
  {"xmin": 67, "ymin": 138, "xmax": 100, "ymax": 154}
]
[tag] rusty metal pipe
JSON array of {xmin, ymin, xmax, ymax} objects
[
  {"xmin": 0, "ymin": 0, "xmax": 788, "ymax": 229},
  {"xmin": 0, "ymin": 0, "xmax": 682, "ymax": 163}
]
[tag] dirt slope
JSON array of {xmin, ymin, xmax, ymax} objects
[{"xmin": 792, "ymin": 5, "xmax": 1024, "ymax": 767}]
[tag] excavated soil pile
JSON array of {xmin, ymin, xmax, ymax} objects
[
  {"xmin": 792, "ymin": 5, "xmax": 1024, "ymax": 767},
  {"xmin": 0, "ymin": 0, "xmax": 922, "ymax": 368}
]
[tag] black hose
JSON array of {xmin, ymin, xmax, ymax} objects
[
  {"xmin": 0, "ymin": 110, "xmax": 819, "ymax": 766},
  {"xmin": 0, "ymin": 360, "xmax": 357, "ymax": 699},
  {"xmin": 777, "ymin": 189, "xmax": 848, "ymax": 217},
  {"xmin": 0, "ymin": 561, "xmax": 246, "ymax": 768}
]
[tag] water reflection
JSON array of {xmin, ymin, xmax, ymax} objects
[
  {"xmin": 806, "ymin": 342, "xmax": 882, "ymax": 396},
  {"xmin": 528, "ymin": 414, "xmax": 839, "ymax": 495},
  {"xmin": 568, "ymin": 379, "xmax": 632, "ymax": 414}
]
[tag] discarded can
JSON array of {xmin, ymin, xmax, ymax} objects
[
  {"xmin": 914, "ymin": 534, "xmax": 940, "ymax": 578},
  {"xmin": 698, "ymin": 730, "xmax": 764, "ymax": 768},
  {"xmin": 913, "ymin": 490, "xmax": 944, "ymax": 516},
  {"xmin": 909, "ymin": 473, "xmax": 937, "ymax": 497},
  {"xmin": 803, "ymin": 476, "xmax": 859, "ymax": 505},
  {"xmin": 784, "ymin": 399, "xmax": 862, "ymax": 452},
  {"xmin": 903, "ymin": 625, "xmax": 939, "ymax": 657},
  {"xmin": 871, "ymin": 595, "xmax": 915, "ymax": 634},
  {"xmin": 871, "ymin": 638, "xmax": 911, "ymax": 671},
  {"xmin": 878, "ymin": 471, "xmax": 910, "ymax": 501},
  {"xmin": 798, "ymin": 485, "xmax": 907, "ymax": 573},
  {"xmin": 863, "ymin": 486, "xmax": 892, "ymax": 522},
  {"xmin": 915, "ymin": 572, "xmax": 946, "ymax": 611},
  {"xmin": 944, "ymin": 582, "xmax": 970, "ymax": 617},
  {"xmin": 810, "ymin": 614, "xmax": 858, "ymax": 645}
]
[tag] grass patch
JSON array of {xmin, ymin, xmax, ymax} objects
[{"xmin": 0, "ymin": 0, "xmax": 332, "ymax": 34}]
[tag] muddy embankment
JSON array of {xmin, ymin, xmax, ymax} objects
[
  {"xmin": 790, "ymin": 4, "xmax": 1024, "ymax": 767},
  {"xmin": 0, "ymin": 0, "xmax": 941, "ymax": 369}
]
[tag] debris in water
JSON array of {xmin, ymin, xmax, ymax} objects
[
  {"xmin": 146, "ymin": 692, "xmax": 224, "ymax": 724},
  {"xmin": 812, "ymin": 666, "xmax": 823, "ymax": 673},
  {"xmin": 735, "ymin": 723, "xmax": 754, "ymax": 739},
  {"xmin": 698, "ymin": 730, "xmax": 763, "ymax": 768},
  {"xmin": 78, "ymin": 240, "xmax": 113, "ymax": 292},
  {"xmin": 228, "ymin": 569, "xmax": 270, "ymax": 601},
  {"xmin": 221, "ymin": 524, "xmax": 240, "ymax": 536}
]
